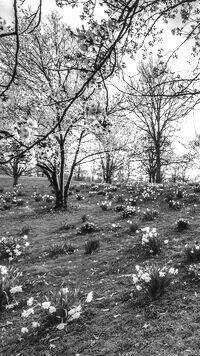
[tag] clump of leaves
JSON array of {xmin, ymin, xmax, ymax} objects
[
  {"xmin": 78, "ymin": 222, "xmax": 98, "ymax": 234},
  {"xmin": 60, "ymin": 223, "xmax": 75, "ymax": 231},
  {"xmin": 47, "ymin": 243, "xmax": 75, "ymax": 257},
  {"xmin": 142, "ymin": 208, "xmax": 159, "ymax": 221},
  {"xmin": 127, "ymin": 220, "xmax": 139, "ymax": 234},
  {"xmin": 85, "ymin": 239, "xmax": 100, "ymax": 254},
  {"xmin": 81, "ymin": 214, "xmax": 90, "ymax": 222},
  {"xmin": 132, "ymin": 264, "xmax": 178, "ymax": 300},
  {"xmin": 19, "ymin": 225, "xmax": 31, "ymax": 236},
  {"xmin": 184, "ymin": 244, "xmax": 200, "ymax": 263},
  {"xmin": 176, "ymin": 218, "xmax": 189, "ymax": 231}
]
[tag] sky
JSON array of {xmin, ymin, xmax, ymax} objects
[{"xmin": 1, "ymin": 0, "xmax": 200, "ymax": 151}]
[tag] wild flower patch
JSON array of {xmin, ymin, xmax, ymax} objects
[
  {"xmin": 21, "ymin": 287, "xmax": 93, "ymax": 333},
  {"xmin": 0, "ymin": 235, "xmax": 29, "ymax": 261},
  {"xmin": 132, "ymin": 264, "xmax": 178, "ymax": 299},
  {"xmin": 115, "ymin": 194, "xmax": 125, "ymax": 203},
  {"xmin": 140, "ymin": 227, "xmax": 161, "ymax": 255}
]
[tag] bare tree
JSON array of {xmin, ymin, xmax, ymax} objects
[{"xmin": 125, "ymin": 58, "xmax": 194, "ymax": 183}]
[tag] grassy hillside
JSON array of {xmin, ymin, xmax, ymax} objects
[{"xmin": 1, "ymin": 176, "xmax": 200, "ymax": 356}]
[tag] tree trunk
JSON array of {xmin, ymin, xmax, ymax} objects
[
  {"xmin": 155, "ymin": 145, "xmax": 162, "ymax": 183},
  {"xmin": 13, "ymin": 174, "xmax": 19, "ymax": 186}
]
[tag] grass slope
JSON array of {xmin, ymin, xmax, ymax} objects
[{"xmin": 0, "ymin": 176, "xmax": 200, "ymax": 356}]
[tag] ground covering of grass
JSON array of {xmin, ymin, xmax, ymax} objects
[{"xmin": 1, "ymin": 176, "xmax": 200, "ymax": 356}]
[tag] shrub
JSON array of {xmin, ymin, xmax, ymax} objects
[
  {"xmin": 78, "ymin": 222, "xmax": 98, "ymax": 234},
  {"xmin": 140, "ymin": 227, "xmax": 161, "ymax": 255},
  {"xmin": 142, "ymin": 208, "xmax": 159, "ymax": 221},
  {"xmin": 47, "ymin": 243, "xmax": 75, "ymax": 257},
  {"xmin": 184, "ymin": 244, "xmax": 200, "ymax": 263},
  {"xmin": 122, "ymin": 206, "xmax": 136, "ymax": 219},
  {"xmin": 85, "ymin": 239, "xmax": 100, "ymax": 254},
  {"xmin": 132, "ymin": 264, "xmax": 178, "ymax": 300},
  {"xmin": 176, "ymin": 218, "xmax": 189, "ymax": 231}
]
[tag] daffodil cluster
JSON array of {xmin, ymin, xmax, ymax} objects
[
  {"xmin": 132, "ymin": 264, "xmax": 178, "ymax": 298},
  {"xmin": 21, "ymin": 287, "xmax": 93, "ymax": 333}
]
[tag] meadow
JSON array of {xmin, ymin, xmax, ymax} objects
[{"xmin": 1, "ymin": 175, "xmax": 200, "ymax": 356}]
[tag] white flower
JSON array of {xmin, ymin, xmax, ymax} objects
[
  {"xmin": 136, "ymin": 285, "xmax": 142, "ymax": 291},
  {"xmin": 141, "ymin": 273, "xmax": 151, "ymax": 283},
  {"xmin": 132, "ymin": 275, "xmax": 138, "ymax": 284},
  {"xmin": 41, "ymin": 301, "xmax": 51, "ymax": 309},
  {"xmin": 25, "ymin": 242, "xmax": 30, "ymax": 247},
  {"xmin": 164, "ymin": 240, "xmax": 169, "ymax": 244},
  {"xmin": 56, "ymin": 323, "xmax": 67, "ymax": 330},
  {"xmin": 21, "ymin": 327, "xmax": 29, "ymax": 334},
  {"xmin": 159, "ymin": 271, "xmax": 165, "ymax": 277},
  {"xmin": 32, "ymin": 321, "xmax": 40, "ymax": 328},
  {"xmin": 49, "ymin": 306, "xmax": 56, "ymax": 314},
  {"xmin": 0, "ymin": 265, "xmax": 8, "ymax": 275},
  {"xmin": 22, "ymin": 308, "xmax": 34, "ymax": 318},
  {"xmin": 168, "ymin": 267, "xmax": 178, "ymax": 275},
  {"xmin": 27, "ymin": 297, "xmax": 34, "ymax": 306},
  {"xmin": 68, "ymin": 305, "xmax": 82, "ymax": 320},
  {"xmin": 10, "ymin": 285, "xmax": 23, "ymax": 294},
  {"xmin": 61, "ymin": 287, "xmax": 69, "ymax": 295},
  {"xmin": 86, "ymin": 291, "xmax": 93, "ymax": 303}
]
